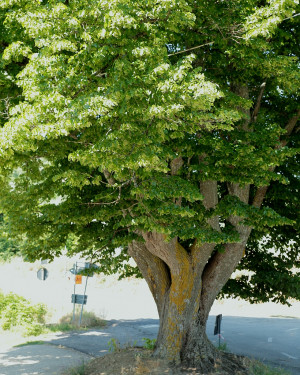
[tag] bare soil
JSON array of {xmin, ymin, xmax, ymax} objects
[{"xmin": 83, "ymin": 348, "xmax": 252, "ymax": 375}]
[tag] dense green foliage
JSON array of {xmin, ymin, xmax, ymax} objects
[
  {"xmin": 0, "ymin": 0, "xmax": 299, "ymax": 304},
  {"xmin": 0, "ymin": 291, "xmax": 46, "ymax": 336},
  {"xmin": 0, "ymin": 214, "xmax": 21, "ymax": 260}
]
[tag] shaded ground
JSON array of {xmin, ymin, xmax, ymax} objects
[
  {"xmin": 70, "ymin": 348, "xmax": 252, "ymax": 375},
  {"xmin": 0, "ymin": 343, "xmax": 92, "ymax": 375}
]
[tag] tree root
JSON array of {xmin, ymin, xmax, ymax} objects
[{"xmin": 177, "ymin": 350, "xmax": 250, "ymax": 374}]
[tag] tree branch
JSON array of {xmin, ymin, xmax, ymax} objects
[
  {"xmin": 279, "ymin": 109, "xmax": 300, "ymax": 147},
  {"xmin": 170, "ymin": 156, "xmax": 183, "ymax": 176},
  {"xmin": 170, "ymin": 156, "xmax": 184, "ymax": 205},
  {"xmin": 128, "ymin": 241, "xmax": 171, "ymax": 317},
  {"xmin": 227, "ymin": 183, "xmax": 250, "ymax": 204},
  {"xmin": 103, "ymin": 169, "xmax": 116, "ymax": 185},
  {"xmin": 251, "ymin": 82, "xmax": 266, "ymax": 122},
  {"xmin": 231, "ymin": 83, "xmax": 251, "ymax": 131},
  {"xmin": 200, "ymin": 237, "xmax": 251, "ymax": 318},
  {"xmin": 199, "ymin": 180, "xmax": 220, "ymax": 232},
  {"xmin": 252, "ymin": 186, "xmax": 269, "ymax": 208},
  {"xmin": 167, "ymin": 42, "xmax": 214, "ymax": 57},
  {"xmin": 142, "ymin": 232, "xmax": 190, "ymax": 275}
]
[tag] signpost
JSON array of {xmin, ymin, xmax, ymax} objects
[
  {"xmin": 70, "ymin": 261, "xmax": 95, "ymax": 326},
  {"xmin": 79, "ymin": 275, "xmax": 88, "ymax": 326},
  {"xmin": 72, "ymin": 263, "xmax": 78, "ymax": 323},
  {"xmin": 214, "ymin": 314, "xmax": 222, "ymax": 348}
]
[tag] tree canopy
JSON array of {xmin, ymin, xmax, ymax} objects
[{"xmin": 0, "ymin": 0, "xmax": 299, "ymax": 371}]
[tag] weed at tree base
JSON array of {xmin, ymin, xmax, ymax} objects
[
  {"xmin": 142, "ymin": 337, "xmax": 157, "ymax": 350},
  {"xmin": 62, "ymin": 360, "xmax": 86, "ymax": 375},
  {"xmin": 108, "ymin": 337, "xmax": 121, "ymax": 352},
  {"xmin": 249, "ymin": 359, "xmax": 291, "ymax": 375}
]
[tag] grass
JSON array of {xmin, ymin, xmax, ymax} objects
[
  {"xmin": 38, "ymin": 311, "xmax": 106, "ymax": 334},
  {"xmin": 142, "ymin": 338, "xmax": 156, "ymax": 350},
  {"xmin": 3, "ymin": 310, "xmax": 106, "ymax": 349},
  {"xmin": 213, "ymin": 342, "xmax": 289, "ymax": 374},
  {"xmin": 108, "ymin": 337, "xmax": 121, "ymax": 352},
  {"xmin": 249, "ymin": 359, "xmax": 291, "ymax": 375},
  {"xmin": 217, "ymin": 342, "xmax": 229, "ymax": 352},
  {"xmin": 51, "ymin": 311, "xmax": 106, "ymax": 330},
  {"xmin": 62, "ymin": 361, "xmax": 87, "ymax": 375},
  {"xmin": 46, "ymin": 322, "xmax": 82, "ymax": 332},
  {"xmin": 4, "ymin": 311, "xmax": 106, "ymax": 346},
  {"xmin": 14, "ymin": 340, "xmax": 45, "ymax": 347}
]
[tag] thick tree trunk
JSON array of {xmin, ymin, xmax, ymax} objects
[
  {"xmin": 129, "ymin": 232, "xmax": 251, "ymax": 373},
  {"xmin": 154, "ymin": 267, "xmax": 217, "ymax": 369},
  {"xmin": 129, "ymin": 240, "xmax": 217, "ymax": 369}
]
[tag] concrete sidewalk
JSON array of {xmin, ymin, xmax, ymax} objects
[{"xmin": 0, "ymin": 343, "xmax": 92, "ymax": 375}]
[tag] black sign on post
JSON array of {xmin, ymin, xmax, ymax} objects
[
  {"xmin": 214, "ymin": 314, "xmax": 222, "ymax": 347},
  {"xmin": 214, "ymin": 314, "xmax": 222, "ymax": 335},
  {"xmin": 71, "ymin": 294, "xmax": 88, "ymax": 305}
]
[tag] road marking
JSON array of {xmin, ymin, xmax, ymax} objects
[
  {"xmin": 281, "ymin": 352, "xmax": 298, "ymax": 360},
  {"xmin": 267, "ymin": 337, "xmax": 273, "ymax": 342}
]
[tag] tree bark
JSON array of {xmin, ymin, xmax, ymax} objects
[
  {"xmin": 129, "ymin": 232, "xmax": 251, "ymax": 372},
  {"xmin": 129, "ymin": 238, "xmax": 217, "ymax": 367}
]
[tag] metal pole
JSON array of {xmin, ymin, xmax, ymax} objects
[
  {"xmin": 79, "ymin": 275, "xmax": 88, "ymax": 327},
  {"xmin": 72, "ymin": 262, "xmax": 77, "ymax": 323}
]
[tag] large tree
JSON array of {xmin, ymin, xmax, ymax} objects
[{"xmin": 0, "ymin": 0, "xmax": 299, "ymax": 372}]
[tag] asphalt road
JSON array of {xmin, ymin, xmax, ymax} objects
[
  {"xmin": 45, "ymin": 316, "xmax": 300, "ymax": 374},
  {"xmin": 0, "ymin": 316, "xmax": 299, "ymax": 375},
  {"xmin": 0, "ymin": 344, "xmax": 91, "ymax": 375},
  {"xmin": 207, "ymin": 316, "xmax": 300, "ymax": 375}
]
